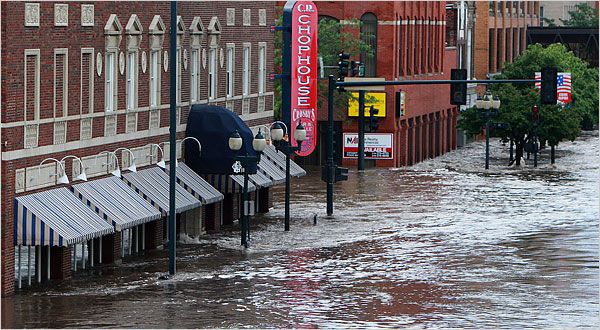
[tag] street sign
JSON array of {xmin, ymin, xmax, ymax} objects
[
  {"xmin": 343, "ymin": 77, "xmax": 386, "ymax": 91},
  {"xmin": 290, "ymin": 0, "xmax": 318, "ymax": 157},
  {"xmin": 348, "ymin": 92, "xmax": 386, "ymax": 117},
  {"xmin": 343, "ymin": 133, "xmax": 393, "ymax": 159}
]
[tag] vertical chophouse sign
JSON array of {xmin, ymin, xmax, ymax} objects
[{"xmin": 291, "ymin": 1, "xmax": 318, "ymax": 156}]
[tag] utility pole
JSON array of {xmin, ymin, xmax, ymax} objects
[
  {"xmin": 168, "ymin": 0, "xmax": 177, "ymax": 275},
  {"xmin": 358, "ymin": 90, "xmax": 365, "ymax": 171}
]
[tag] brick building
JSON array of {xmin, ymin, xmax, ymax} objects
[
  {"xmin": 473, "ymin": 1, "xmax": 541, "ymax": 80},
  {"xmin": 314, "ymin": 1, "xmax": 459, "ymax": 168},
  {"xmin": 1, "ymin": 1, "xmax": 284, "ymax": 296}
]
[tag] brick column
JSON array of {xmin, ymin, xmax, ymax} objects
[
  {"xmin": 203, "ymin": 202, "xmax": 222, "ymax": 232},
  {"xmin": 258, "ymin": 187, "xmax": 270, "ymax": 213},
  {"xmin": 145, "ymin": 219, "xmax": 164, "ymax": 250},
  {"xmin": 50, "ymin": 246, "xmax": 72, "ymax": 280},
  {"xmin": 422, "ymin": 115, "xmax": 430, "ymax": 160},
  {"xmin": 102, "ymin": 233, "xmax": 121, "ymax": 264}
]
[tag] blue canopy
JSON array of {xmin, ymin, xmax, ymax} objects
[{"xmin": 185, "ymin": 105, "xmax": 258, "ymax": 174}]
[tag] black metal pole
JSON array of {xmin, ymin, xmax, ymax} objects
[
  {"xmin": 551, "ymin": 145, "xmax": 555, "ymax": 164},
  {"xmin": 485, "ymin": 113, "xmax": 490, "ymax": 170},
  {"xmin": 509, "ymin": 138, "xmax": 514, "ymax": 162},
  {"xmin": 168, "ymin": 0, "xmax": 177, "ymax": 275},
  {"xmin": 242, "ymin": 167, "xmax": 248, "ymax": 248},
  {"xmin": 284, "ymin": 149, "xmax": 291, "ymax": 231},
  {"xmin": 533, "ymin": 137, "xmax": 538, "ymax": 168},
  {"xmin": 326, "ymin": 75, "xmax": 334, "ymax": 216},
  {"xmin": 358, "ymin": 90, "xmax": 365, "ymax": 171}
]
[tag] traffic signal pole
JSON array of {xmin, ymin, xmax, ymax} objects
[
  {"xmin": 326, "ymin": 75, "xmax": 335, "ymax": 216},
  {"xmin": 358, "ymin": 90, "xmax": 366, "ymax": 171}
]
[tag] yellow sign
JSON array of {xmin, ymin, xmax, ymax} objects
[{"xmin": 348, "ymin": 92, "xmax": 386, "ymax": 117}]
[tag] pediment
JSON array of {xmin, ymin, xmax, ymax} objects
[
  {"xmin": 189, "ymin": 16, "xmax": 205, "ymax": 35},
  {"xmin": 126, "ymin": 14, "xmax": 143, "ymax": 34},
  {"xmin": 208, "ymin": 16, "xmax": 221, "ymax": 35},
  {"xmin": 177, "ymin": 16, "xmax": 185, "ymax": 34},
  {"xmin": 104, "ymin": 14, "xmax": 122, "ymax": 35},
  {"xmin": 149, "ymin": 15, "xmax": 165, "ymax": 34}
]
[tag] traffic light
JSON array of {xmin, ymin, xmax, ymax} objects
[
  {"xmin": 541, "ymin": 67, "xmax": 557, "ymax": 104},
  {"xmin": 532, "ymin": 105, "xmax": 540, "ymax": 126},
  {"xmin": 450, "ymin": 69, "xmax": 467, "ymax": 105},
  {"xmin": 334, "ymin": 166, "xmax": 349, "ymax": 182},
  {"xmin": 350, "ymin": 60, "xmax": 362, "ymax": 77},
  {"xmin": 369, "ymin": 106, "xmax": 379, "ymax": 132},
  {"xmin": 337, "ymin": 52, "xmax": 350, "ymax": 80}
]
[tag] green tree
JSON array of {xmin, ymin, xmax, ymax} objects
[
  {"xmin": 458, "ymin": 43, "xmax": 598, "ymax": 166},
  {"xmin": 272, "ymin": 12, "xmax": 371, "ymax": 120},
  {"xmin": 560, "ymin": 3, "xmax": 599, "ymax": 28}
]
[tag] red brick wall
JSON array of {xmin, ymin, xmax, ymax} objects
[
  {"xmin": 1, "ymin": 1, "xmax": 276, "ymax": 295},
  {"xmin": 50, "ymin": 246, "xmax": 72, "ymax": 280}
]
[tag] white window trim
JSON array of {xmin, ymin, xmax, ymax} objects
[
  {"xmin": 126, "ymin": 51, "xmax": 139, "ymax": 110},
  {"xmin": 258, "ymin": 43, "xmax": 266, "ymax": 95},
  {"xmin": 150, "ymin": 50, "xmax": 161, "ymax": 107},
  {"xmin": 226, "ymin": 43, "xmax": 235, "ymax": 98},
  {"xmin": 80, "ymin": 48, "xmax": 95, "ymax": 115},
  {"xmin": 177, "ymin": 48, "xmax": 182, "ymax": 104},
  {"xmin": 242, "ymin": 43, "xmax": 251, "ymax": 97},
  {"xmin": 53, "ymin": 48, "xmax": 69, "ymax": 118},
  {"xmin": 190, "ymin": 48, "xmax": 200, "ymax": 102},
  {"xmin": 105, "ymin": 51, "xmax": 117, "ymax": 112},
  {"xmin": 208, "ymin": 47, "xmax": 218, "ymax": 100},
  {"xmin": 24, "ymin": 49, "xmax": 41, "ymax": 122}
]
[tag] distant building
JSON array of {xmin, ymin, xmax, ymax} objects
[
  {"xmin": 313, "ymin": 1, "xmax": 460, "ymax": 168},
  {"xmin": 540, "ymin": 1, "xmax": 598, "ymax": 26}
]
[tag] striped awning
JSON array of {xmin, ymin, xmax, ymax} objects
[
  {"xmin": 14, "ymin": 188, "xmax": 115, "ymax": 247},
  {"xmin": 122, "ymin": 167, "xmax": 201, "ymax": 215},
  {"xmin": 71, "ymin": 177, "xmax": 162, "ymax": 231},
  {"xmin": 165, "ymin": 163, "xmax": 224, "ymax": 205},
  {"xmin": 248, "ymin": 169, "xmax": 273, "ymax": 188},
  {"xmin": 202, "ymin": 173, "xmax": 257, "ymax": 194},
  {"xmin": 263, "ymin": 145, "xmax": 307, "ymax": 177},
  {"xmin": 257, "ymin": 156, "xmax": 286, "ymax": 185}
]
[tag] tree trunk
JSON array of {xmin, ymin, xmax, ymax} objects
[
  {"xmin": 515, "ymin": 144, "xmax": 524, "ymax": 166},
  {"xmin": 551, "ymin": 145, "xmax": 555, "ymax": 164}
]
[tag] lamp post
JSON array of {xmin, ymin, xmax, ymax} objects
[
  {"xmin": 475, "ymin": 92, "xmax": 501, "ymax": 169},
  {"xmin": 269, "ymin": 121, "xmax": 306, "ymax": 231},
  {"xmin": 229, "ymin": 129, "xmax": 266, "ymax": 248}
]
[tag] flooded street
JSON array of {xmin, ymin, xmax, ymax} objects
[{"xmin": 3, "ymin": 132, "xmax": 598, "ymax": 328}]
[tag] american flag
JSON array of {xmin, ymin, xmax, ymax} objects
[{"xmin": 557, "ymin": 73, "xmax": 572, "ymax": 93}]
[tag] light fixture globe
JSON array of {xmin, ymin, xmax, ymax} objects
[
  {"xmin": 270, "ymin": 122, "xmax": 284, "ymax": 142},
  {"xmin": 57, "ymin": 173, "xmax": 70, "ymax": 185},
  {"xmin": 229, "ymin": 130, "xmax": 243, "ymax": 151},
  {"xmin": 75, "ymin": 171, "xmax": 88, "ymax": 182},
  {"xmin": 253, "ymin": 130, "xmax": 267, "ymax": 152},
  {"xmin": 482, "ymin": 94, "xmax": 492, "ymax": 110},
  {"xmin": 492, "ymin": 96, "xmax": 501, "ymax": 109},
  {"xmin": 475, "ymin": 96, "xmax": 484, "ymax": 109},
  {"xmin": 295, "ymin": 122, "xmax": 307, "ymax": 142}
]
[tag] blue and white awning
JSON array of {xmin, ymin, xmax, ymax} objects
[
  {"xmin": 257, "ymin": 157, "xmax": 286, "ymax": 185},
  {"xmin": 202, "ymin": 173, "xmax": 257, "ymax": 194},
  {"xmin": 165, "ymin": 163, "xmax": 224, "ymax": 205},
  {"xmin": 263, "ymin": 145, "xmax": 307, "ymax": 177},
  {"xmin": 71, "ymin": 177, "xmax": 162, "ymax": 231},
  {"xmin": 122, "ymin": 167, "xmax": 201, "ymax": 215},
  {"xmin": 14, "ymin": 188, "xmax": 115, "ymax": 247}
]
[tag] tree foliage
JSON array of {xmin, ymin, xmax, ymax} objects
[
  {"xmin": 272, "ymin": 11, "xmax": 371, "ymax": 120},
  {"xmin": 458, "ymin": 43, "xmax": 598, "ymax": 164},
  {"xmin": 560, "ymin": 3, "xmax": 599, "ymax": 28}
]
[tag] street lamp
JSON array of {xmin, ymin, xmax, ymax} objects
[
  {"xmin": 39, "ymin": 158, "xmax": 70, "ymax": 185},
  {"xmin": 269, "ymin": 121, "xmax": 307, "ymax": 231},
  {"xmin": 476, "ymin": 92, "xmax": 501, "ymax": 169},
  {"xmin": 148, "ymin": 143, "xmax": 166, "ymax": 169},
  {"xmin": 96, "ymin": 151, "xmax": 121, "ymax": 177},
  {"xmin": 60, "ymin": 155, "xmax": 88, "ymax": 182},
  {"xmin": 228, "ymin": 129, "xmax": 267, "ymax": 248}
]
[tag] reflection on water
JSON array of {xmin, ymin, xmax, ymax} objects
[{"xmin": 3, "ymin": 132, "xmax": 598, "ymax": 328}]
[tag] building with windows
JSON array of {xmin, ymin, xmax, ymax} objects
[
  {"xmin": 1, "ymin": 1, "xmax": 283, "ymax": 296},
  {"xmin": 539, "ymin": 1, "xmax": 598, "ymax": 26},
  {"xmin": 473, "ymin": 1, "xmax": 540, "ymax": 79},
  {"xmin": 314, "ymin": 1, "xmax": 460, "ymax": 168}
]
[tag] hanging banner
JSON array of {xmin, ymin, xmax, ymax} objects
[
  {"xmin": 535, "ymin": 72, "xmax": 572, "ymax": 104},
  {"xmin": 291, "ymin": 0, "xmax": 318, "ymax": 156}
]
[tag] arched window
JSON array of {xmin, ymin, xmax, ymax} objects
[{"xmin": 360, "ymin": 13, "xmax": 377, "ymax": 77}]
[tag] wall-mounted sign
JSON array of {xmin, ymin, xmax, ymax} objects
[
  {"xmin": 343, "ymin": 133, "xmax": 394, "ymax": 160},
  {"xmin": 290, "ymin": 0, "xmax": 318, "ymax": 157},
  {"xmin": 348, "ymin": 92, "xmax": 386, "ymax": 117}
]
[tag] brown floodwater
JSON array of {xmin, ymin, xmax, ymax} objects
[{"xmin": 2, "ymin": 131, "xmax": 598, "ymax": 328}]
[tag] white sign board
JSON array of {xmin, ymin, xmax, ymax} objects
[{"xmin": 343, "ymin": 133, "xmax": 394, "ymax": 160}]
